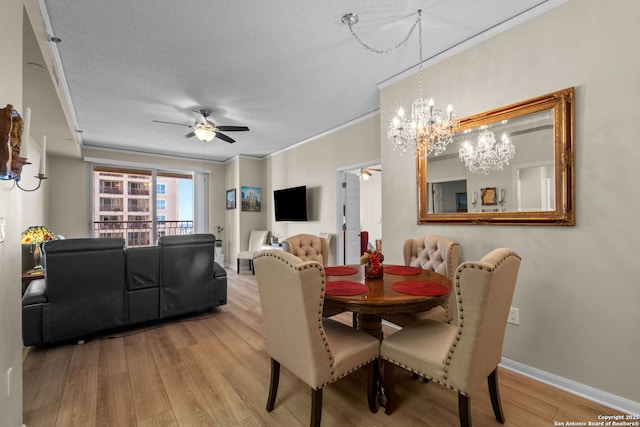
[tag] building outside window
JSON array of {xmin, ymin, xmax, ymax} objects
[{"xmin": 92, "ymin": 166, "xmax": 194, "ymax": 247}]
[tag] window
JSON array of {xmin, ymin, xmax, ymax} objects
[
  {"xmin": 128, "ymin": 181, "xmax": 149, "ymax": 196},
  {"xmin": 92, "ymin": 165, "xmax": 197, "ymax": 247},
  {"xmin": 99, "ymin": 180, "xmax": 122, "ymax": 194},
  {"xmin": 128, "ymin": 215, "xmax": 149, "ymax": 229},
  {"xmin": 100, "ymin": 198, "xmax": 123, "ymax": 212},
  {"xmin": 128, "ymin": 199, "xmax": 150, "ymax": 212},
  {"xmin": 99, "ymin": 215, "xmax": 123, "ymax": 230}
]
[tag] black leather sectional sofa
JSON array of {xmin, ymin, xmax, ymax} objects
[{"xmin": 22, "ymin": 234, "xmax": 227, "ymax": 346}]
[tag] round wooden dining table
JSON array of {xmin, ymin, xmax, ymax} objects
[{"xmin": 323, "ymin": 264, "xmax": 452, "ymax": 340}]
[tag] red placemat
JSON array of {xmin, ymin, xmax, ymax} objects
[
  {"xmin": 392, "ymin": 281, "xmax": 449, "ymax": 296},
  {"xmin": 384, "ymin": 265, "xmax": 424, "ymax": 275},
  {"xmin": 325, "ymin": 266, "xmax": 359, "ymax": 276},
  {"xmin": 326, "ymin": 281, "xmax": 368, "ymax": 296}
]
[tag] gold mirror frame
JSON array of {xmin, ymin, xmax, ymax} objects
[{"xmin": 417, "ymin": 87, "xmax": 574, "ymax": 225}]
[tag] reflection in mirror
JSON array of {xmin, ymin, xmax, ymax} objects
[
  {"xmin": 427, "ymin": 108, "xmax": 554, "ymax": 213},
  {"xmin": 417, "ymin": 87, "xmax": 574, "ymax": 225}
]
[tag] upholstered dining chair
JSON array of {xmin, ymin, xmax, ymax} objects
[
  {"xmin": 283, "ymin": 233, "xmax": 348, "ymax": 320},
  {"xmin": 380, "ymin": 248, "xmax": 521, "ymax": 426},
  {"xmin": 254, "ymin": 250, "xmax": 380, "ymax": 427},
  {"xmin": 282, "ymin": 233, "xmax": 329, "ymax": 266},
  {"xmin": 383, "ymin": 235, "xmax": 460, "ymax": 327},
  {"xmin": 236, "ymin": 230, "xmax": 269, "ymax": 274}
]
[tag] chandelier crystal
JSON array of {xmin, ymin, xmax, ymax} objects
[
  {"xmin": 342, "ymin": 9, "xmax": 457, "ymax": 155},
  {"xmin": 459, "ymin": 127, "xmax": 515, "ymax": 174},
  {"xmin": 387, "ymin": 97, "xmax": 458, "ymax": 156},
  {"xmin": 385, "ymin": 11, "xmax": 458, "ymax": 156}
]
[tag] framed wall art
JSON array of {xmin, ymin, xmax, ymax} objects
[
  {"xmin": 226, "ymin": 188, "xmax": 236, "ymax": 210},
  {"xmin": 241, "ymin": 186, "xmax": 262, "ymax": 212},
  {"xmin": 481, "ymin": 187, "xmax": 497, "ymax": 205}
]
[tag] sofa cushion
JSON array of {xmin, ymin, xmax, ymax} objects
[{"xmin": 126, "ymin": 246, "xmax": 161, "ymax": 290}]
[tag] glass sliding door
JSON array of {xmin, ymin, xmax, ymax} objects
[
  {"xmin": 92, "ymin": 165, "xmax": 194, "ymax": 247},
  {"xmin": 156, "ymin": 170, "xmax": 194, "ymax": 238}
]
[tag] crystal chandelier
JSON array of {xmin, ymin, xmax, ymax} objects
[
  {"xmin": 459, "ymin": 127, "xmax": 516, "ymax": 174},
  {"xmin": 342, "ymin": 9, "xmax": 458, "ymax": 156}
]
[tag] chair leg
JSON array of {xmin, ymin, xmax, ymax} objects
[
  {"xmin": 458, "ymin": 393, "xmax": 471, "ymax": 427},
  {"xmin": 352, "ymin": 312, "xmax": 358, "ymax": 329},
  {"xmin": 382, "ymin": 360, "xmax": 395, "ymax": 415},
  {"xmin": 251, "ymin": 259, "xmax": 255, "ymax": 275},
  {"xmin": 266, "ymin": 358, "xmax": 280, "ymax": 412},
  {"xmin": 366, "ymin": 360, "xmax": 378, "ymax": 413},
  {"xmin": 237, "ymin": 258, "xmax": 240, "ymax": 274},
  {"xmin": 488, "ymin": 368, "xmax": 505, "ymax": 423},
  {"xmin": 311, "ymin": 388, "xmax": 322, "ymax": 427}
]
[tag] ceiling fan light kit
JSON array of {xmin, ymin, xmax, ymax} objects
[
  {"xmin": 193, "ymin": 126, "xmax": 216, "ymax": 142},
  {"xmin": 153, "ymin": 109, "xmax": 249, "ymax": 144}
]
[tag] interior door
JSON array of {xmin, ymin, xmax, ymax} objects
[
  {"xmin": 344, "ymin": 172, "xmax": 361, "ymax": 264},
  {"xmin": 432, "ymin": 182, "xmax": 444, "ymax": 214}
]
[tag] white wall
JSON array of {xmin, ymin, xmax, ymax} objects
[
  {"xmin": 359, "ymin": 170, "xmax": 382, "ymax": 247},
  {"xmin": 0, "ymin": 1, "xmax": 25, "ymax": 424},
  {"xmin": 381, "ymin": 0, "xmax": 640, "ymax": 404}
]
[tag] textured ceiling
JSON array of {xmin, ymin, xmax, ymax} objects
[{"xmin": 35, "ymin": 0, "xmax": 557, "ymax": 162}]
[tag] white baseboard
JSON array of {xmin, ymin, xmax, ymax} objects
[{"xmin": 500, "ymin": 358, "xmax": 640, "ymax": 416}]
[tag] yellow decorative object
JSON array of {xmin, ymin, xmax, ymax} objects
[
  {"xmin": 21, "ymin": 225, "xmax": 57, "ymax": 245},
  {"xmin": 21, "ymin": 225, "xmax": 57, "ymax": 270}
]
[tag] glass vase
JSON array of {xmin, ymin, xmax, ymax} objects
[{"xmin": 364, "ymin": 263, "xmax": 383, "ymax": 279}]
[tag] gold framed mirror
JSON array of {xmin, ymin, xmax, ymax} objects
[{"xmin": 417, "ymin": 87, "xmax": 574, "ymax": 225}]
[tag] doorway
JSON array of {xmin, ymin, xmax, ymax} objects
[{"xmin": 336, "ymin": 161, "xmax": 382, "ymax": 265}]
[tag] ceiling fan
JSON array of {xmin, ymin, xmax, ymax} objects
[
  {"xmin": 153, "ymin": 109, "xmax": 249, "ymax": 143},
  {"xmin": 359, "ymin": 167, "xmax": 381, "ymax": 180}
]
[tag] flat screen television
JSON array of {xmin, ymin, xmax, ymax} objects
[{"xmin": 274, "ymin": 185, "xmax": 308, "ymax": 222}]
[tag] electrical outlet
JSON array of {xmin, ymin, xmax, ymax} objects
[{"xmin": 508, "ymin": 307, "xmax": 520, "ymax": 325}]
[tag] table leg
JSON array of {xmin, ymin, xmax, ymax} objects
[
  {"xmin": 358, "ymin": 313, "xmax": 383, "ymax": 341},
  {"xmin": 356, "ymin": 313, "xmax": 387, "ymax": 408}
]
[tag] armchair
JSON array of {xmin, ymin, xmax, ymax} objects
[
  {"xmin": 254, "ymin": 250, "xmax": 379, "ymax": 426},
  {"xmin": 380, "ymin": 248, "xmax": 521, "ymax": 426},
  {"xmin": 383, "ymin": 235, "xmax": 460, "ymax": 326},
  {"xmin": 281, "ymin": 233, "xmax": 329, "ymax": 266}
]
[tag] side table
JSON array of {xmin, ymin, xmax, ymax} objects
[{"xmin": 22, "ymin": 270, "xmax": 45, "ymax": 295}]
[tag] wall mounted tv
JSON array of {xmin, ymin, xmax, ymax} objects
[{"xmin": 274, "ymin": 185, "xmax": 308, "ymax": 222}]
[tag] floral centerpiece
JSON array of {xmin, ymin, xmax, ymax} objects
[{"xmin": 360, "ymin": 249, "xmax": 384, "ymax": 279}]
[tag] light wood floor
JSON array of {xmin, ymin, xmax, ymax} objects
[{"xmin": 23, "ymin": 268, "xmax": 623, "ymax": 426}]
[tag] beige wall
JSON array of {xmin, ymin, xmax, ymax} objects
[
  {"xmin": 49, "ymin": 149, "xmax": 227, "ymax": 239},
  {"xmin": 238, "ymin": 157, "xmax": 267, "ymax": 258},
  {"xmin": 8, "ymin": 0, "xmax": 639, "ymax": 417},
  {"xmin": 0, "ymin": 1, "xmax": 25, "ymax": 425},
  {"xmin": 266, "ymin": 115, "xmax": 380, "ymax": 265},
  {"xmin": 381, "ymin": 0, "xmax": 639, "ymax": 404},
  {"xmin": 224, "ymin": 157, "xmax": 240, "ymax": 266}
]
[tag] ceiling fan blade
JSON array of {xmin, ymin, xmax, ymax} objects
[
  {"xmin": 192, "ymin": 110, "xmax": 208, "ymax": 125},
  {"xmin": 153, "ymin": 120, "xmax": 192, "ymax": 128},
  {"xmin": 216, "ymin": 125, "xmax": 249, "ymax": 132},
  {"xmin": 184, "ymin": 131, "xmax": 196, "ymax": 139},
  {"xmin": 215, "ymin": 132, "xmax": 235, "ymax": 143}
]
